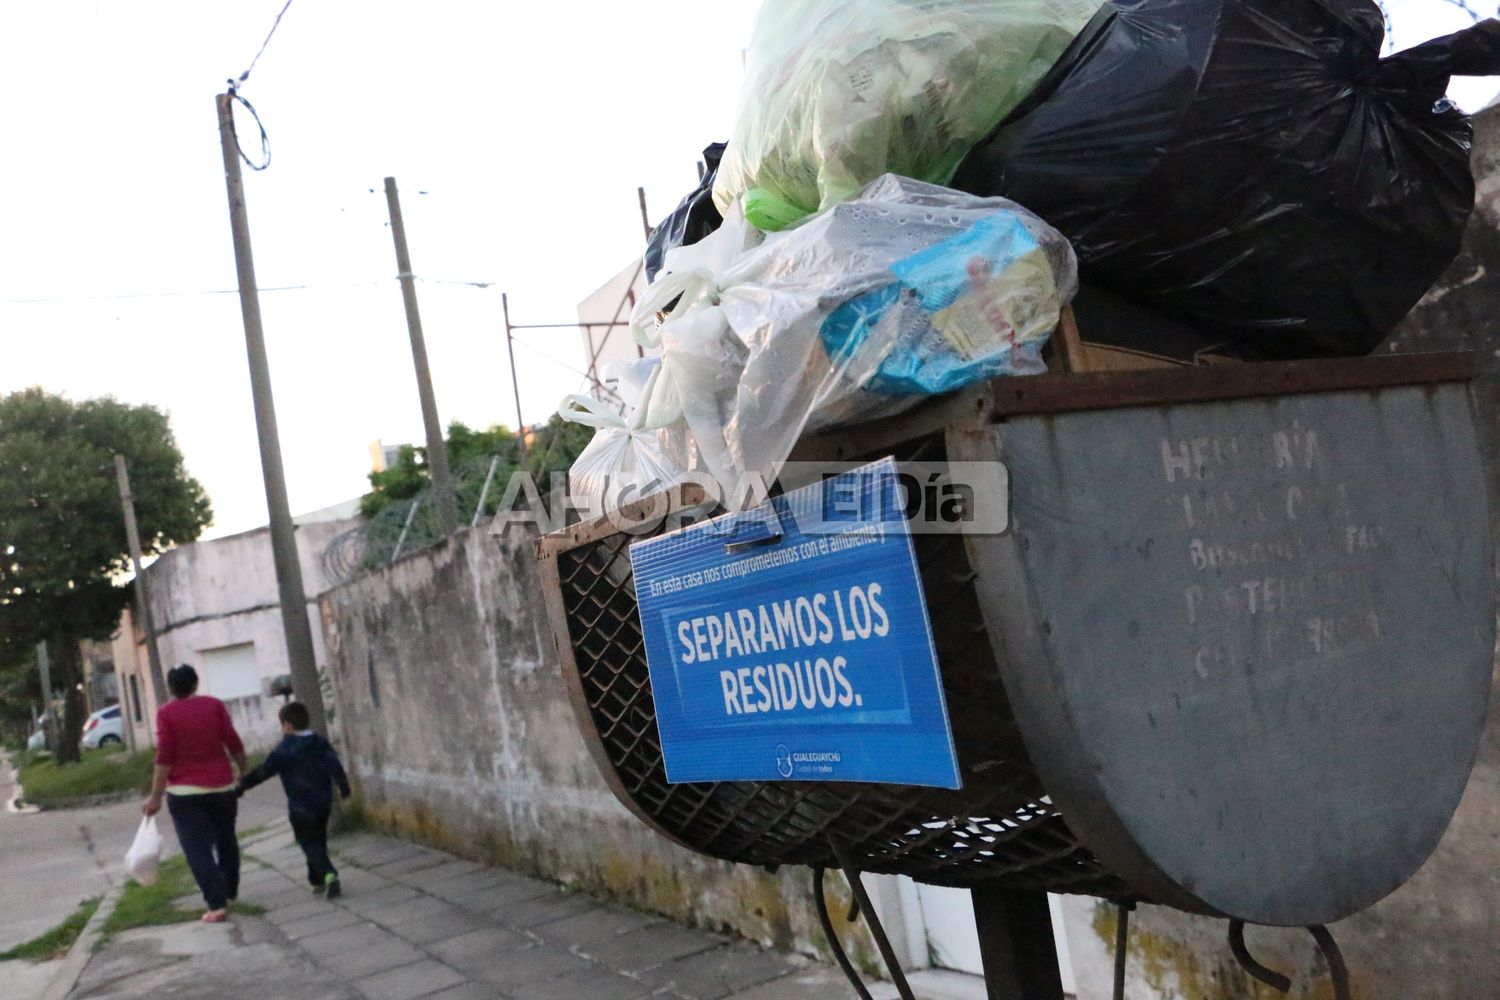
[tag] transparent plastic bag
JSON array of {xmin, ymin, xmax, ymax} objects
[
  {"xmin": 635, "ymin": 175, "xmax": 1076, "ymax": 498},
  {"xmin": 559, "ymin": 360, "xmax": 686, "ymax": 516},
  {"xmin": 124, "ymin": 816, "xmax": 162, "ymax": 886},
  {"xmin": 712, "ymin": 0, "xmax": 1102, "ymax": 231}
]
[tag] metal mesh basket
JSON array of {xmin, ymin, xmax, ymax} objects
[{"xmin": 548, "ymin": 436, "xmax": 1128, "ymax": 896}]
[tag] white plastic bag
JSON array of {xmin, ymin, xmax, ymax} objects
[
  {"xmin": 713, "ymin": 0, "xmax": 1103, "ymax": 231},
  {"xmin": 634, "ymin": 175, "xmax": 1077, "ymax": 499},
  {"xmin": 558, "ymin": 360, "xmax": 686, "ymax": 516},
  {"xmin": 124, "ymin": 816, "xmax": 162, "ymax": 886}
]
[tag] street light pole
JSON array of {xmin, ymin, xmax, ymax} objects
[
  {"xmin": 383, "ymin": 177, "xmax": 458, "ymax": 534},
  {"xmin": 114, "ymin": 453, "xmax": 168, "ymax": 711},
  {"xmin": 215, "ymin": 92, "xmax": 329, "ymax": 737}
]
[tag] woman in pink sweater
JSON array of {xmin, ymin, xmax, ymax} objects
[{"xmin": 143, "ymin": 665, "xmax": 248, "ymax": 922}]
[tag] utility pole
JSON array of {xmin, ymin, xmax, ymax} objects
[
  {"xmin": 637, "ymin": 186, "xmax": 652, "ymax": 243},
  {"xmin": 216, "ymin": 92, "xmax": 328, "ymax": 737},
  {"xmin": 35, "ymin": 642, "xmax": 54, "ymax": 752},
  {"xmin": 383, "ymin": 177, "xmax": 458, "ymax": 534},
  {"xmin": 501, "ymin": 293, "xmax": 527, "ymax": 456},
  {"xmin": 114, "ymin": 453, "xmax": 168, "ymax": 711}
]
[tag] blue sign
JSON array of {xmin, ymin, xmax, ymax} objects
[{"xmin": 630, "ymin": 458, "xmax": 960, "ymax": 788}]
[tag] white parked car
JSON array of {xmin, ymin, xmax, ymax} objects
[
  {"xmin": 25, "ymin": 717, "xmax": 45, "ymax": 751},
  {"xmin": 81, "ymin": 705, "xmax": 124, "ymax": 749}
]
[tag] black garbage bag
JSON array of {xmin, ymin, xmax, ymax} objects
[
  {"xmin": 951, "ymin": 0, "xmax": 1500, "ymax": 359},
  {"xmin": 645, "ymin": 142, "xmax": 727, "ymax": 283}
]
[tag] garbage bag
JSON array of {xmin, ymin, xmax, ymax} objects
[
  {"xmin": 645, "ymin": 143, "xmax": 727, "ymax": 284},
  {"xmin": 124, "ymin": 816, "xmax": 162, "ymax": 886},
  {"xmin": 636, "ymin": 175, "xmax": 1076, "ymax": 497},
  {"xmin": 712, "ymin": 0, "xmax": 1103, "ymax": 232},
  {"xmin": 951, "ymin": 0, "xmax": 1500, "ymax": 359},
  {"xmin": 559, "ymin": 358, "xmax": 686, "ymax": 515}
]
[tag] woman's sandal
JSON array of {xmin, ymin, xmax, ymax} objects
[{"xmin": 201, "ymin": 909, "xmax": 228, "ymax": 924}]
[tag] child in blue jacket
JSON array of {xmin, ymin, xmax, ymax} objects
[{"xmin": 239, "ymin": 702, "xmax": 351, "ymax": 898}]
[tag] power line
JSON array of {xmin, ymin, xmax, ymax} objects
[
  {"xmin": 233, "ymin": 0, "xmax": 297, "ymax": 89},
  {"xmin": 0, "ymin": 280, "xmax": 390, "ymax": 306}
]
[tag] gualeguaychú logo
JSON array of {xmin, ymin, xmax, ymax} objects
[{"xmin": 775, "ymin": 743, "xmax": 793, "ymax": 779}]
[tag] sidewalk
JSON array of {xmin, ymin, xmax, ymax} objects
[{"xmin": 72, "ymin": 816, "xmax": 954, "ymax": 1000}]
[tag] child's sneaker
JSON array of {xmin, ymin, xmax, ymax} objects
[{"xmin": 325, "ymin": 874, "xmax": 341, "ymax": 900}]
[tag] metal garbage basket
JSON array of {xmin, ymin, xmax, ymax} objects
[{"xmin": 536, "ymin": 352, "xmax": 1494, "ymax": 992}]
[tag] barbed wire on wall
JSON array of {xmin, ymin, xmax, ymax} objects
[{"xmin": 320, "ymin": 454, "xmax": 514, "ymax": 587}]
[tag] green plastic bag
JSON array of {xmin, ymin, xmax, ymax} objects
[{"xmin": 713, "ymin": 0, "xmax": 1102, "ymax": 232}]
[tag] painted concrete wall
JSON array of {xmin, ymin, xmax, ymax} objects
[
  {"xmin": 1055, "ymin": 106, "xmax": 1500, "ymax": 1000},
  {"xmin": 118, "ymin": 517, "xmax": 360, "ymax": 750},
  {"xmin": 318, "ymin": 525, "xmax": 885, "ymax": 969}
]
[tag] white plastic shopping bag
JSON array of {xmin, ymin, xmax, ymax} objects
[{"xmin": 124, "ymin": 816, "xmax": 162, "ymax": 886}]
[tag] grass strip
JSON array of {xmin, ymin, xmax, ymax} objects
[
  {"xmin": 17, "ymin": 748, "xmax": 154, "ymax": 807},
  {"xmin": 0, "ymin": 897, "xmax": 101, "ymax": 962},
  {"xmin": 100, "ymin": 856, "xmax": 266, "ymax": 947}
]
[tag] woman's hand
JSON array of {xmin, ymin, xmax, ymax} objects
[{"xmin": 143, "ymin": 794, "xmax": 163, "ymax": 817}]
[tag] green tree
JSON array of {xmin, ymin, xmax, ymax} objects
[
  {"xmin": 359, "ymin": 420, "xmax": 524, "ymax": 518},
  {"xmin": 0, "ymin": 390, "xmax": 211, "ymax": 762}
]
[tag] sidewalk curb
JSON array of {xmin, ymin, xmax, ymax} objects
[{"xmin": 40, "ymin": 882, "xmax": 123, "ymax": 1000}]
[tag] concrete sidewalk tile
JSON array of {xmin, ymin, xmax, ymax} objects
[
  {"xmin": 385, "ymin": 907, "xmax": 490, "ymax": 946},
  {"xmin": 339, "ymin": 842, "xmax": 426, "ymax": 868},
  {"xmin": 488, "ymin": 891, "xmax": 597, "ymax": 929},
  {"xmin": 370, "ymin": 851, "xmax": 450, "ymax": 877},
  {"xmin": 465, "ymin": 875, "xmax": 557, "ymax": 909},
  {"xmin": 396, "ymin": 859, "xmax": 481, "ymax": 888},
  {"xmin": 581, "ymin": 922, "xmax": 725, "ymax": 974},
  {"xmin": 534, "ymin": 905, "xmax": 660, "ymax": 948},
  {"xmin": 726, "ymin": 966, "xmax": 858, "ymax": 1000},
  {"xmin": 265, "ymin": 897, "xmax": 338, "ymax": 925},
  {"xmin": 510, "ymin": 967, "xmax": 657, "ymax": 1000},
  {"xmin": 342, "ymin": 884, "xmax": 423, "ymax": 916},
  {"xmin": 282, "ymin": 906, "xmax": 364, "ymax": 940},
  {"xmin": 353, "ymin": 959, "xmax": 469, "ymax": 1000},
  {"xmin": 425, "ymin": 869, "xmax": 513, "ymax": 902},
  {"xmin": 634, "ymin": 944, "xmax": 799, "ymax": 999},
  {"xmin": 447, "ymin": 943, "xmax": 592, "ymax": 990},
  {"xmin": 428, "ymin": 926, "xmax": 531, "ymax": 968},
  {"xmin": 368, "ymin": 894, "xmax": 453, "ymax": 928},
  {"xmin": 295, "ymin": 920, "xmax": 393, "ymax": 957},
  {"xmin": 422, "ymin": 984, "xmax": 494, "ymax": 1000},
  {"xmin": 332, "ymin": 868, "xmax": 398, "ymax": 895},
  {"xmin": 321, "ymin": 938, "xmax": 428, "ymax": 981}
]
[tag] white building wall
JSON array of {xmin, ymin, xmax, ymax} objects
[{"xmin": 132, "ymin": 517, "xmax": 359, "ymax": 750}]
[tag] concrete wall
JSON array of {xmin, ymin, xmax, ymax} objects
[
  {"xmin": 319, "ymin": 524, "xmax": 882, "ymax": 968},
  {"xmin": 1056, "ymin": 106, "xmax": 1500, "ymax": 1000},
  {"xmin": 118, "ymin": 517, "xmax": 360, "ymax": 750}
]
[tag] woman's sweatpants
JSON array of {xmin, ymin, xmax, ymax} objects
[{"xmin": 166, "ymin": 791, "xmax": 239, "ymax": 911}]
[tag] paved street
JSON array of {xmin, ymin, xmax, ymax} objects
[{"xmin": 0, "ymin": 752, "xmax": 132, "ymax": 952}]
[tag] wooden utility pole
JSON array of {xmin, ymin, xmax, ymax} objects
[
  {"xmin": 501, "ymin": 293, "xmax": 527, "ymax": 455},
  {"xmin": 114, "ymin": 453, "xmax": 168, "ymax": 711},
  {"xmin": 215, "ymin": 92, "xmax": 329, "ymax": 737},
  {"xmin": 383, "ymin": 177, "xmax": 458, "ymax": 534}
]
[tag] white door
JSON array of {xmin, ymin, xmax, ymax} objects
[{"xmin": 903, "ymin": 879, "xmax": 1077, "ymax": 993}]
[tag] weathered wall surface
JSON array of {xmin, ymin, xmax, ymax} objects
[
  {"xmin": 1058, "ymin": 106, "xmax": 1500, "ymax": 1000},
  {"xmin": 130, "ymin": 518, "xmax": 358, "ymax": 749},
  {"xmin": 319, "ymin": 526, "xmax": 874, "ymax": 966}
]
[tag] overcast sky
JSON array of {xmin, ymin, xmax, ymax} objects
[{"xmin": 1, "ymin": 0, "xmax": 1495, "ymax": 538}]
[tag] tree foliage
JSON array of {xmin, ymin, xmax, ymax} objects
[
  {"xmin": 359, "ymin": 417, "xmax": 589, "ymax": 520},
  {"xmin": 0, "ymin": 389, "xmax": 211, "ymax": 760}
]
